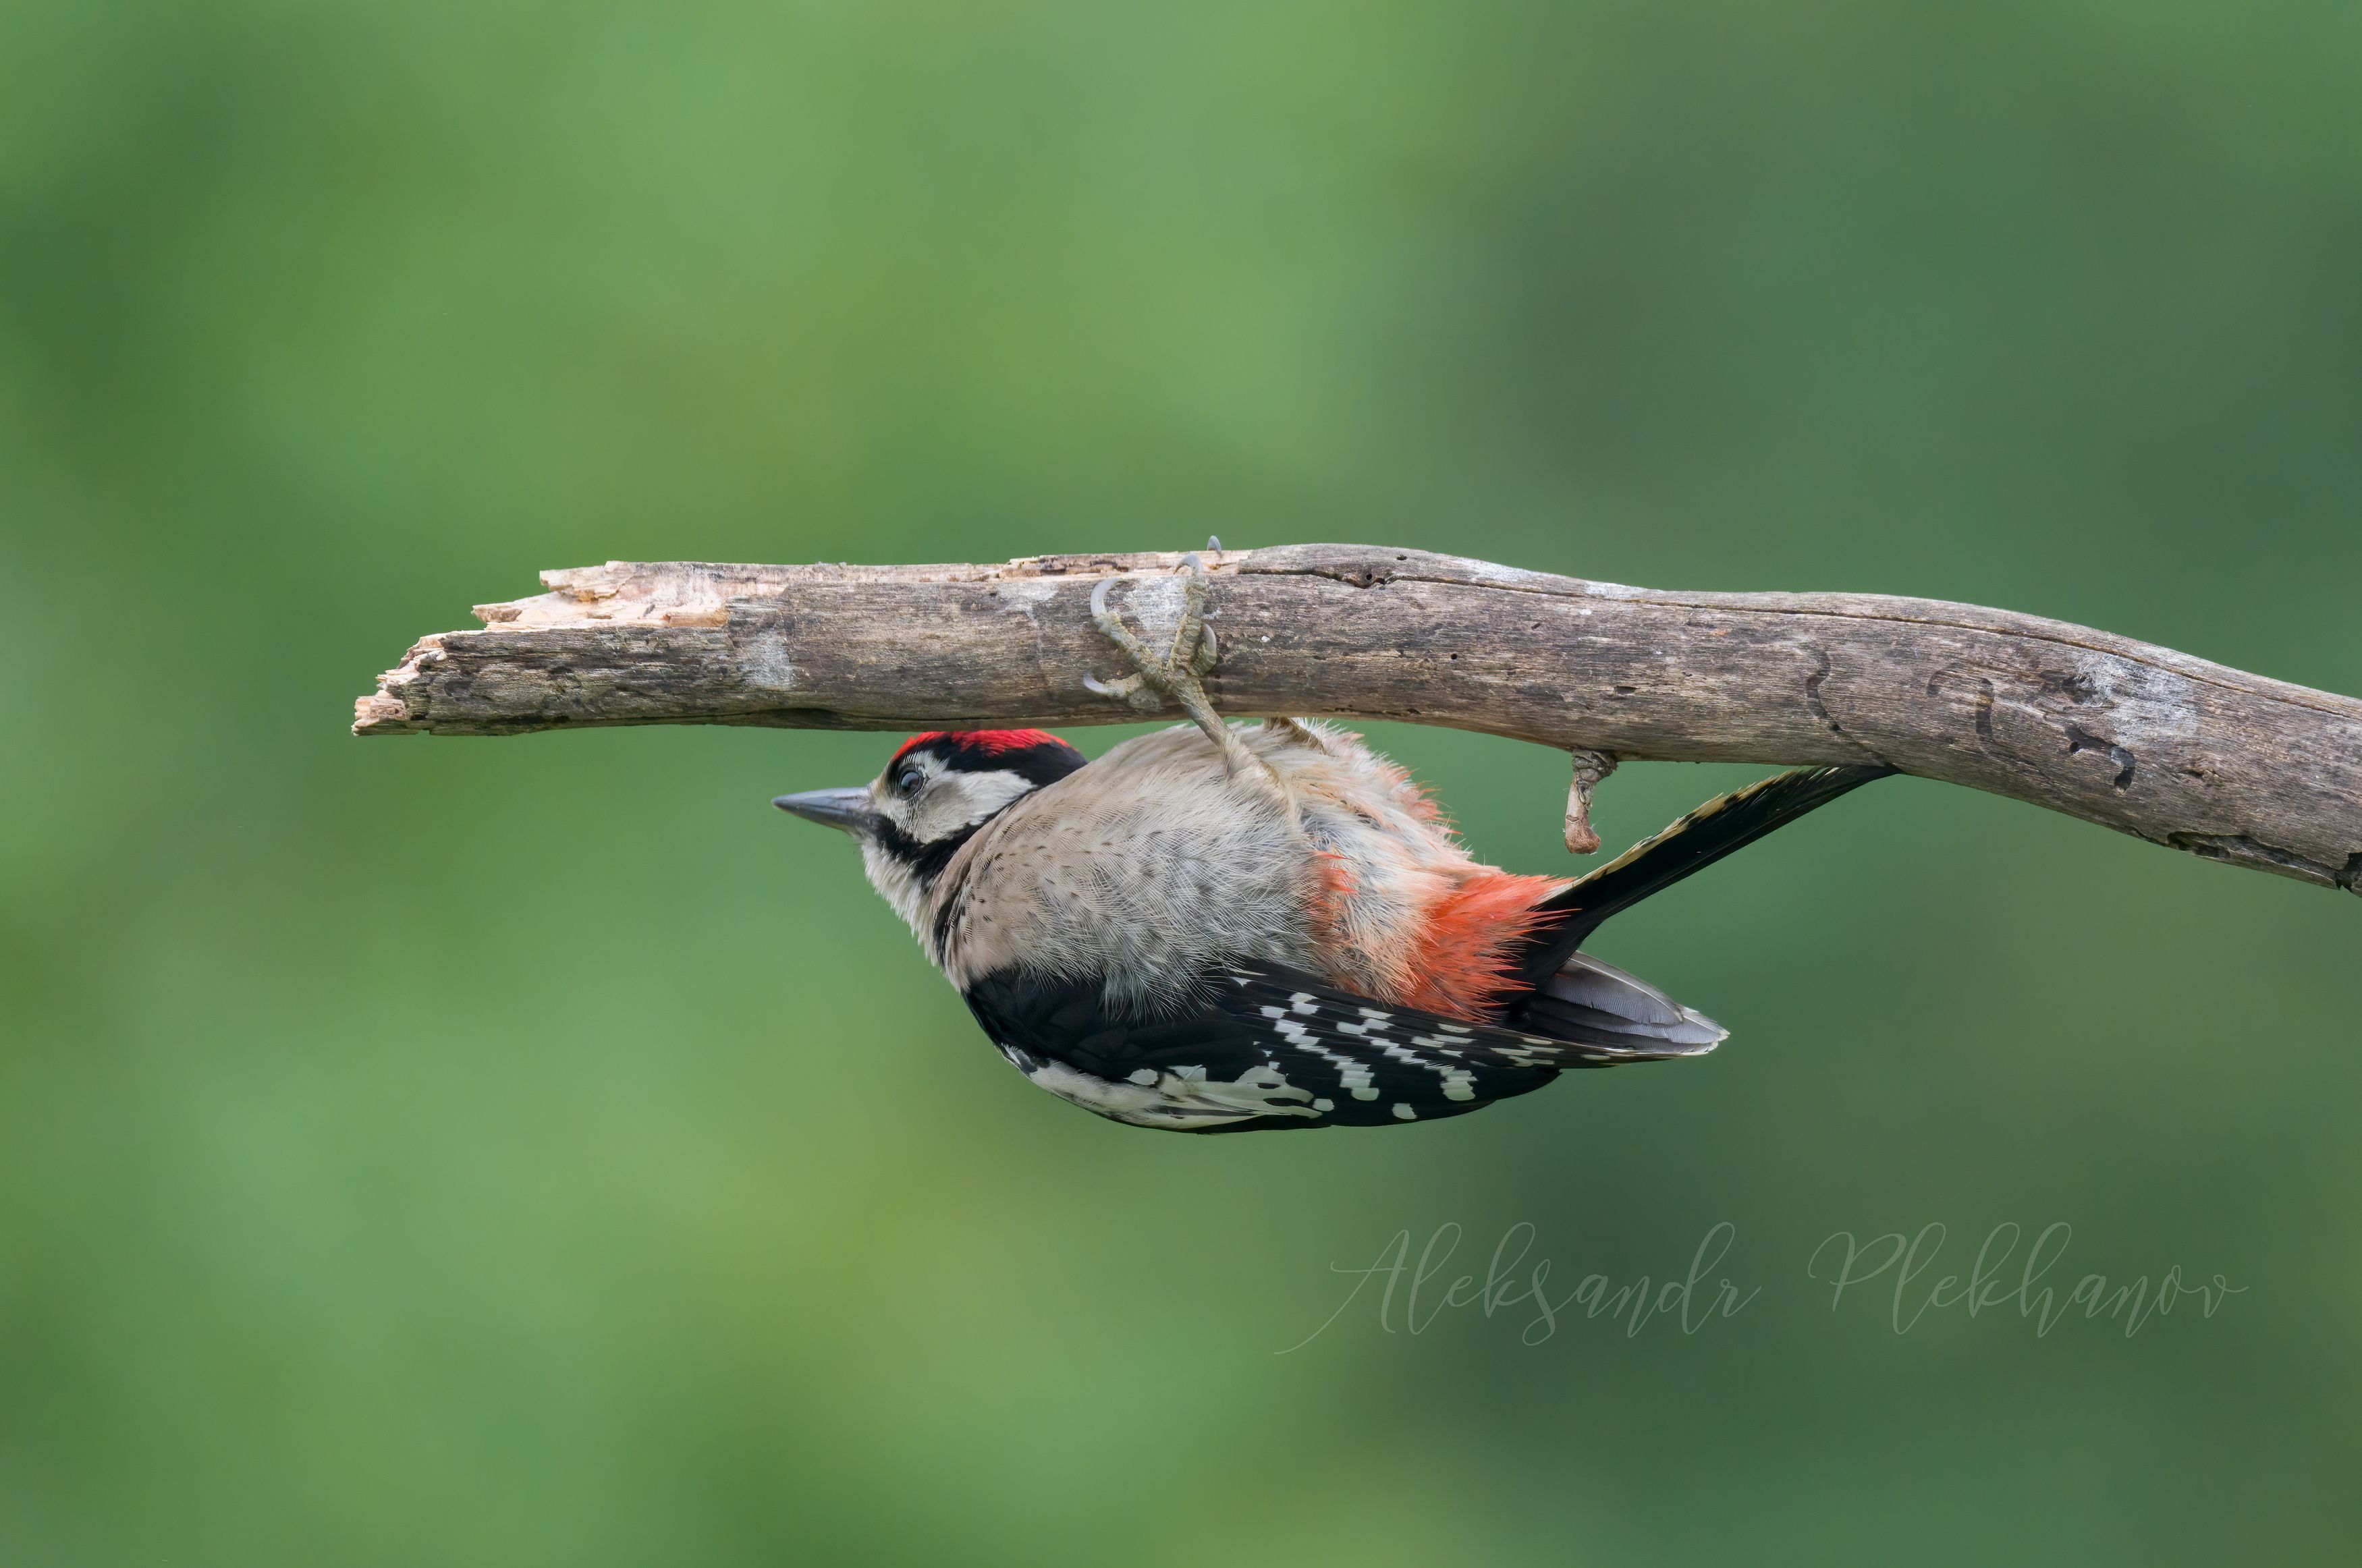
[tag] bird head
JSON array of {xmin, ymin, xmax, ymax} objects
[{"xmin": 774, "ymin": 729, "xmax": 1087, "ymax": 926}]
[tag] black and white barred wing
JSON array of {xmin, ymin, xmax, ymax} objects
[
  {"xmin": 962, "ymin": 961, "xmax": 1711, "ymax": 1134},
  {"xmin": 1208, "ymin": 961, "xmax": 1726, "ymax": 1125}
]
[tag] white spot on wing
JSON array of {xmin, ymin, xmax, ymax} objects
[{"xmin": 1277, "ymin": 1020, "xmax": 1379, "ymax": 1098}]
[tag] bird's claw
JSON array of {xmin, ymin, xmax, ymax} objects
[
  {"xmin": 1080, "ymin": 669, "xmax": 1147, "ymax": 702},
  {"xmin": 1084, "ymin": 551, "xmax": 1268, "ymax": 779}
]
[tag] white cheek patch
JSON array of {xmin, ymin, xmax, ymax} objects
[
  {"xmin": 861, "ymin": 768, "xmax": 1047, "ymax": 953},
  {"xmin": 914, "ymin": 771, "xmax": 1037, "ymax": 841}
]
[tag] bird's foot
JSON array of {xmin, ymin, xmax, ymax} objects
[{"xmin": 1084, "ymin": 547, "xmax": 1269, "ymax": 779}]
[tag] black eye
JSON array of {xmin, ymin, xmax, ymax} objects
[{"xmin": 897, "ymin": 768, "xmax": 925, "ymax": 797}]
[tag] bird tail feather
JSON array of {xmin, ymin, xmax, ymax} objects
[{"xmin": 1509, "ymin": 764, "xmax": 1895, "ymax": 996}]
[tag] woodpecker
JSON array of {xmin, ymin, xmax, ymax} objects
[{"xmin": 775, "ymin": 554, "xmax": 1889, "ymax": 1133}]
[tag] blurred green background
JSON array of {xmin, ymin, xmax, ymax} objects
[{"xmin": 4, "ymin": 1, "xmax": 2359, "ymax": 1563}]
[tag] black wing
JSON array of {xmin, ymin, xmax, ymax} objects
[{"xmin": 962, "ymin": 960, "xmax": 1695, "ymax": 1135}]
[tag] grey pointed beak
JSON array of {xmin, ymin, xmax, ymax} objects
[{"xmin": 771, "ymin": 786, "xmax": 879, "ymax": 834}]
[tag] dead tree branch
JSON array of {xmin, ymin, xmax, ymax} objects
[{"xmin": 355, "ymin": 544, "xmax": 2362, "ymax": 894}]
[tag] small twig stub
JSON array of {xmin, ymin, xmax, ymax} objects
[{"xmin": 1564, "ymin": 749, "xmax": 1619, "ymax": 856}]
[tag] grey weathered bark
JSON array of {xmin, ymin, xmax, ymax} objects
[{"xmin": 355, "ymin": 544, "xmax": 2362, "ymax": 895}]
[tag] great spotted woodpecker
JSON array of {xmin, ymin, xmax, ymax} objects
[{"xmin": 775, "ymin": 555, "xmax": 1888, "ymax": 1133}]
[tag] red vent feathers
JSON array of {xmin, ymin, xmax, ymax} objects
[{"xmin": 1396, "ymin": 870, "xmax": 1573, "ymax": 1021}]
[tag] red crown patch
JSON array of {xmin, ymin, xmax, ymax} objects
[{"xmin": 891, "ymin": 729, "xmax": 1070, "ymax": 764}]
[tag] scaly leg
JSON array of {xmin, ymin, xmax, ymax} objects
[{"xmin": 1084, "ymin": 552, "xmax": 1273, "ymax": 779}]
